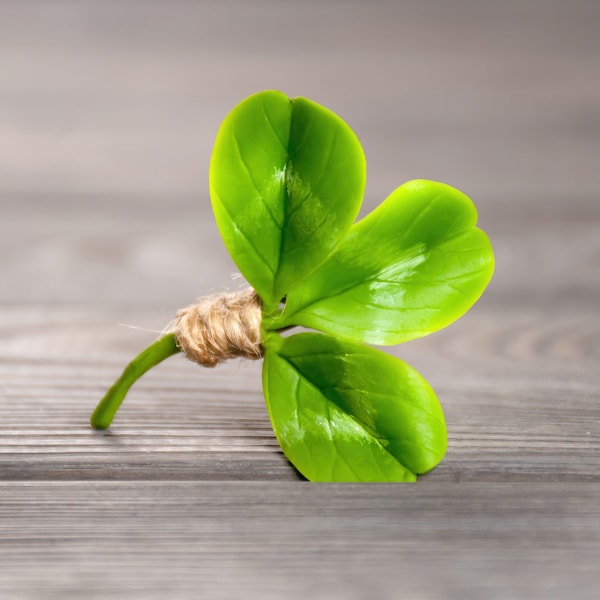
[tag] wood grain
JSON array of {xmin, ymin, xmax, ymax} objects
[
  {"xmin": 0, "ymin": 306, "xmax": 598, "ymax": 484},
  {"xmin": 1, "ymin": 1, "xmax": 599, "ymax": 598},
  {"xmin": 1, "ymin": 481, "xmax": 599, "ymax": 599}
]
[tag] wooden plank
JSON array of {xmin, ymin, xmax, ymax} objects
[
  {"xmin": 1, "ymin": 481, "xmax": 599, "ymax": 599},
  {"xmin": 1, "ymin": 306, "xmax": 598, "ymax": 483}
]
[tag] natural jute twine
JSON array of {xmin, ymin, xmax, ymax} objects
[{"xmin": 168, "ymin": 288, "xmax": 263, "ymax": 368}]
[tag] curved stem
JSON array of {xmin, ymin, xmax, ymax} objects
[{"xmin": 91, "ymin": 334, "xmax": 180, "ymax": 430}]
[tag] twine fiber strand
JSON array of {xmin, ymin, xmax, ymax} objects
[{"xmin": 170, "ymin": 288, "xmax": 263, "ymax": 367}]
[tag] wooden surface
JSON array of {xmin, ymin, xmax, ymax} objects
[{"xmin": 1, "ymin": 1, "xmax": 599, "ymax": 598}]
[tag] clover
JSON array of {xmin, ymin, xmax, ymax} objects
[{"xmin": 91, "ymin": 90, "xmax": 494, "ymax": 482}]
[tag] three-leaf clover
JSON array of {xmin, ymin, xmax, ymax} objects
[{"xmin": 91, "ymin": 90, "xmax": 494, "ymax": 482}]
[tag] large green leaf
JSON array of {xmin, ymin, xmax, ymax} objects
[
  {"xmin": 262, "ymin": 331, "xmax": 447, "ymax": 482},
  {"xmin": 267, "ymin": 180, "xmax": 494, "ymax": 344},
  {"xmin": 209, "ymin": 90, "xmax": 366, "ymax": 313}
]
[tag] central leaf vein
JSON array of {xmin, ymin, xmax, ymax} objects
[{"xmin": 279, "ymin": 354, "xmax": 412, "ymax": 475}]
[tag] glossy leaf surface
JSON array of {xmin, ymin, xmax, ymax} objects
[
  {"xmin": 209, "ymin": 90, "xmax": 365, "ymax": 312},
  {"xmin": 270, "ymin": 180, "xmax": 494, "ymax": 344},
  {"xmin": 262, "ymin": 331, "xmax": 447, "ymax": 482}
]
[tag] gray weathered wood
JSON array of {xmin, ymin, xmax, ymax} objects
[
  {"xmin": 1, "ymin": 1, "xmax": 599, "ymax": 598},
  {"xmin": 1, "ymin": 481, "xmax": 599, "ymax": 599}
]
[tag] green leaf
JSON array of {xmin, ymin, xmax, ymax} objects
[
  {"xmin": 209, "ymin": 90, "xmax": 366, "ymax": 313},
  {"xmin": 262, "ymin": 331, "xmax": 447, "ymax": 482},
  {"xmin": 269, "ymin": 180, "xmax": 494, "ymax": 344}
]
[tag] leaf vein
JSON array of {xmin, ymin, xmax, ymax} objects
[
  {"xmin": 260, "ymin": 98, "xmax": 288, "ymax": 152},
  {"xmin": 284, "ymin": 206, "xmax": 332, "ymax": 254},
  {"xmin": 231, "ymin": 125, "xmax": 283, "ymax": 230},
  {"xmin": 212, "ymin": 188, "xmax": 276, "ymax": 277},
  {"xmin": 325, "ymin": 398, "xmax": 362, "ymax": 480},
  {"xmin": 278, "ymin": 353, "xmax": 412, "ymax": 479}
]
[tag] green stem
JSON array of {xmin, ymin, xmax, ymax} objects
[{"xmin": 91, "ymin": 334, "xmax": 180, "ymax": 430}]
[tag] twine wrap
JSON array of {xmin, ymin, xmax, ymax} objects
[{"xmin": 170, "ymin": 288, "xmax": 263, "ymax": 367}]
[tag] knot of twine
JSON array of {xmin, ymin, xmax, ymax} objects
[{"xmin": 169, "ymin": 288, "xmax": 263, "ymax": 368}]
